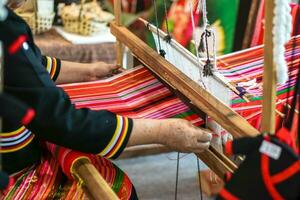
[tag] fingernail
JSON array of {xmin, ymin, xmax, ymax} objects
[{"xmin": 206, "ymin": 133, "xmax": 212, "ymax": 141}]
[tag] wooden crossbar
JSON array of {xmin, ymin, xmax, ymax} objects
[{"xmin": 110, "ymin": 22, "xmax": 259, "ymax": 177}]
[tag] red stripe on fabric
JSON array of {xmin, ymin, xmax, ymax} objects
[
  {"xmin": 271, "ymin": 161, "xmax": 300, "ymax": 184},
  {"xmin": 21, "ymin": 109, "xmax": 35, "ymax": 125},
  {"xmin": 224, "ymin": 140, "xmax": 233, "ymax": 155},
  {"xmin": 261, "ymin": 154, "xmax": 284, "ymax": 200},
  {"xmin": 219, "ymin": 188, "xmax": 239, "ymax": 200},
  {"xmin": 8, "ymin": 35, "xmax": 27, "ymax": 54}
]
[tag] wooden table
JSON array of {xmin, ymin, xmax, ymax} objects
[{"xmin": 34, "ymin": 29, "xmax": 116, "ymax": 64}]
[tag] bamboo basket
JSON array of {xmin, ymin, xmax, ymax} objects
[
  {"xmin": 16, "ymin": 0, "xmax": 55, "ymax": 34},
  {"xmin": 61, "ymin": 0, "xmax": 114, "ymax": 36}
]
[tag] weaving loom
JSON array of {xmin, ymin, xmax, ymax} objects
[
  {"xmin": 58, "ymin": 33, "xmax": 300, "ymax": 196},
  {"xmin": 1, "ymin": 0, "xmax": 299, "ymax": 199}
]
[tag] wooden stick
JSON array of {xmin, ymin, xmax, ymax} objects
[
  {"xmin": 262, "ymin": 0, "xmax": 276, "ymax": 134},
  {"xmin": 110, "ymin": 23, "xmax": 259, "ymax": 139},
  {"xmin": 242, "ymin": 0, "xmax": 261, "ymax": 49},
  {"xmin": 114, "ymin": 0, "xmax": 123, "ymax": 68},
  {"xmin": 72, "ymin": 158, "xmax": 119, "ymax": 200}
]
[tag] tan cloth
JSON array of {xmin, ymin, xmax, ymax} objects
[{"xmin": 34, "ymin": 29, "xmax": 116, "ymax": 63}]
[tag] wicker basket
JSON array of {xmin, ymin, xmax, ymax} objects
[
  {"xmin": 16, "ymin": 0, "xmax": 54, "ymax": 34},
  {"xmin": 61, "ymin": 0, "xmax": 114, "ymax": 36},
  {"xmin": 34, "ymin": 13, "xmax": 55, "ymax": 34}
]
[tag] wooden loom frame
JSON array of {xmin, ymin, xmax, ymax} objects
[
  {"xmin": 73, "ymin": 0, "xmax": 277, "ymax": 199},
  {"xmin": 111, "ymin": 0, "xmax": 260, "ymax": 179}
]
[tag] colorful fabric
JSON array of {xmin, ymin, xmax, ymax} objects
[
  {"xmin": 251, "ymin": 1, "xmax": 300, "ymax": 47},
  {"xmin": 61, "ymin": 66, "xmax": 203, "ymax": 126},
  {"xmin": 217, "ymin": 36, "xmax": 300, "ymax": 133},
  {"xmin": 0, "ymin": 126, "xmax": 34, "ymax": 154},
  {"xmin": 61, "ymin": 36, "xmax": 300, "ymax": 134},
  {"xmin": 1, "ymin": 7, "xmax": 133, "ymax": 174},
  {"xmin": 1, "ymin": 150, "xmax": 135, "ymax": 200}
]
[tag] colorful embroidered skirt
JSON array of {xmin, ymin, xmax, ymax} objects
[{"xmin": 1, "ymin": 150, "xmax": 136, "ymax": 200}]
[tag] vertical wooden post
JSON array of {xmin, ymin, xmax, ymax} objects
[
  {"xmin": 114, "ymin": 0, "xmax": 123, "ymax": 68},
  {"xmin": 262, "ymin": 0, "xmax": 276, "ymax": 134}
]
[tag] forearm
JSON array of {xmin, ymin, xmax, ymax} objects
[
  {"xmin": 127, "ymin": 118, "xmax": 212, "ymax": 153},
  {"xmin": 55, "ymin": 61, "xmax": 92, "ymax": 84},
  {"xmin": 55, "ymin": 60, "xmax": 119, "ymax": 84},
  {"xmin": 127, "ymin": 119, "xmax": 166, "ymax": 147}
]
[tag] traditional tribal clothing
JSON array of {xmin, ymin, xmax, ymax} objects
[
  {"xmin": 1, "ymin": 7, "xmax": 132, "ymax": 174},
  {"xmin": 1, "ymin": 150, "xmax": 135, "ymax": 200},
  {"xmin": 0, "ymin": 7, "xmax": 136, "ymax": 199}
]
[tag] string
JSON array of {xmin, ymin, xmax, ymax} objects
[
  {"xmin": 166, "ymin": 153, "xmax": 191, "ymax": 160},
  {"xmin": 200, "ymin": 0, "xmax": 208, "ymax": 30},
  {"xmin": 197, "ymin": 158, "xmax": 203, "ymax": 200},
  {"xmin": 174, "ymin": 152, "xmax": 180, "ymax": 200},
  {"xmin": 152, "ymin": 0, "xmax": 166, "ymax": 57},
  {"xmin": 189, "ymin": 0, "xmax": 207, "ymax": 89}
]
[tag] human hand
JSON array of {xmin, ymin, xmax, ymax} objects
[
  {"xmin": 159, "ymin": 119, "xmax": 212, "ymax": 153},
  {"xmin": 88, "ymin": 62, "xmax": 123, "ymax": 80}
]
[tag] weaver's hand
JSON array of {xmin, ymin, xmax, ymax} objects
[
  {"xmin": 56, "ymin": 61, "xmax": 122, "ymax": 84},
  {"xmin": 88, "ymin": 62, "xmax": 122, "ymax": 80},
  {"xmin": 159, "ymin": 119, "xmax": 212, "ymax": 153},
  {"xmin": 128, "ymin": 118, "xmax": 212, "ymax": 153}
]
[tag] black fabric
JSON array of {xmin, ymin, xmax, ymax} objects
[
  {"xmin": 0, "ymin": 93, "xmax": 30, "ymax": 125},
  {"xmin": 0, "ymin": 8, "xmax": 132, "ymax": 174},
  {"xmin": 217, "ymin": 135, "xmax": 300, "ymax": 200},
  {"xmin": 6, "ymin": 87, "xmax": 129, "ymax": 154}
]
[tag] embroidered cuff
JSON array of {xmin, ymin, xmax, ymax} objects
[
  {"xmin": 98, "ymin": 115, "xmax": 133, "ymax": 159},
  {"xmin": 42, "ymin": 56, "xmax": 61, "ymax": 81}
]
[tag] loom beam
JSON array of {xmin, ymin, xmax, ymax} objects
[
  {"xmin": 110, "ymin": 22, "xmax": 260, "ymax": 177},
  {"xmin": 110, "ymin": 22, "xmax": 259, "ymax": 139},
  {"xmin": 72, "ymin": 158, "xmax": 119, "ymax": 200}
]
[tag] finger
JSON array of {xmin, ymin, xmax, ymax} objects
[
  {"xmin": 196, "ymin": 131, "xmax": 212, "ymax": 143},
  {"xmin": 108, "ymin": 64, "xmax": 120, "ymax": 71},
  {"xmin": 192, "ymin": 142, "xmax": 210, "ymax": 153}
]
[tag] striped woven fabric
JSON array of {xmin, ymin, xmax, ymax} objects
[
  {"xmin": 3, "ymin": 36, "xmax": 299, "ymax": 200},
  {"xmin": 62, "ymin": 66, "xmax": 203, "ymax": 126},
  {"xmin": 1, "ymin": 149, "xmax": 134, "ymax": 200},
  {"xmin": 62, "ymin": 36, "xmax": 300, "ymax": 132},
  {"xmin": 218, "ymin": 35, "xmax": 300, "ymax": 131}
]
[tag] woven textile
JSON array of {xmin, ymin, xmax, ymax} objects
[
  {"xmin": 1, "ymin": 149, "xmax": 134, "ymax": 200},
  {"xmin": 219, "ymin": 36, "xmax": 300, "ymax": 131},
  {"xmin": 62, "ymin": 35, "xmax": 300, "ymax": 132},
  {"xmin": 2, "ymin": 35, "xmax": 299, "ymax": 199}
]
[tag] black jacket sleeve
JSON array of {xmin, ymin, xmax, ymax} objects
[
  {"xmin": 6, "ymin": 86, "xmax": 133, "ymax": 159},
  {"xmin": 1, "ymin": 8, "xmax": 132, "ymax": 159}
]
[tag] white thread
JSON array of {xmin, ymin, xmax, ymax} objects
[
  {"xmin": 189, "ymin": 0, "xmax": 206, "ymax": 88},
  {"xmin": 273, "ymin": 0, "xmax": 292, "ymax": 84},
  {"xmin": 200, "ymin": 0, "xmax": 209, "ymax": 30}
]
